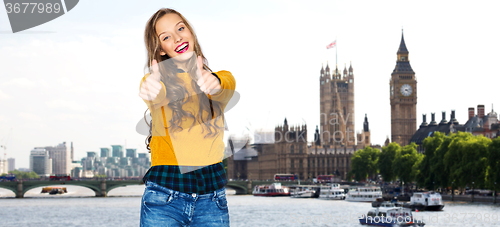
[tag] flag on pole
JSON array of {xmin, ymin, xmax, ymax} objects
[{"xmin": 326, "ymin": 40, "xmax": 336, "ymax": 49}]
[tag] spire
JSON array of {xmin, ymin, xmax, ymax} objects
[
  {"xmin": 384, "ymin": 137, "xmax": 390, "ymax": 147},
  {"xmin": 343, "ymin": 64, "xmax": 347, "ymax": 75},
  {"xmin": 398, "ymin": 30, "xmax": 409, "ymax": 54},
  {"xmin": 335, "ymin": 65, "xmax": 339, "ymax": 79},
  {"xmin": 320, "ymin": 64, "xmax": 324, "ymax": 75},
  {"xmin": 284, "ymin": 118, "xmax": 288, "ymax": 126},
  {"xmin": 325, "ymin": 61, "xmax": 330, "ymax": 71},
  {"xmin": 314, "ymin": 125, "xmax": 320, "ymax": 146},
  {"xmin": 349, "ymin": 61, "xmax": 353, "ymax": 72},
  {"xmin": 393, "ymin": 30, "xmax": 413, "ymax": 73},
  {"xmin": 363, "ymin": 113, "xmax": 369, "ymax": 132}
]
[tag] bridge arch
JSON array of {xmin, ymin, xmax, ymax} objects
[
  {"xmin": 0, "ymin": 183, "xmax": 16, "ymax": 197},
  {"xmin": 23, "ymin": 182, "xmax": 101, "ymax": 197},
  {"xmin": 106, "ymin": 183, "xmax": 143, "ymax": 195},
  {"xmin": 23, "ymin": 184, "xmax": 97, "ymax": 197},
  {"xmin": 225, "ymin": 182, "xmax": 248, "ymax": 195}
]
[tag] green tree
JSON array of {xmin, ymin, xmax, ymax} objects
[
  {"xmin": 488, "ymin": 137, "xmax": 500, "ymax": 190},
  {"xmin": 445, "ymin": 132, "xmax": 490, "ymax": 189},
  {"xmin": 378, "ymin": 142, "xmax": 400, "ymax": 182},
  {"xmin": 411, "ymin": 152, "xmax": 424, "ymax": 184},
  {"xmin": 430, "ymin": 132, "xmax": 457, "ymax": 190},
  {"xmin": 5, "ymin": 169, "xmax": 40, "ymax": 179},
  {"xmin": 349, "ymin": 146, "xmax": 380, "ymax": 181},
  {"xmin": 393, "ymin": 143, "xmax": 420, "ymax": 186},
  {"xmin": 417, "ymin": 132, "xmax": 445, "ymax": 189}
]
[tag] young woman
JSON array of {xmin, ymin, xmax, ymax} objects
[{"xmin": 138, "ymin": 8, "xmax": 235, "ymax": 227}]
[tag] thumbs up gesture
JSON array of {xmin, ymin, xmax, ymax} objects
[
  {"xmin": 196, "ymin": 56, "xmax": 221, "ymax": 96},
  {"xmin": 139, "ymin": 59, "xmax": 163, "ymax": 101}
]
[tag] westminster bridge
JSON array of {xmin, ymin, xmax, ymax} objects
[{"xmin": 0, "ymin": 179, "xmax": 320, "ymax": 198}]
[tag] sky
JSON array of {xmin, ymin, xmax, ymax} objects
[{"xmin": 1, "ymin": 0, "xmax": 500, "ymax": 168}]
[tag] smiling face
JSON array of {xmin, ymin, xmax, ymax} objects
[{"xmin": 156, "ymin": 13, "xmax": 194, "ymax": 62}]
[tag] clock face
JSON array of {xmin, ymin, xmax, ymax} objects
[
  {"xmin": 391, "ymin": 85, "xmax": 394, "ymax": 97},
  {"xmin": 401, "ymin": 84, "xmax": 412, "ymax": 96},
  {"xmin": 321, "ymin": 81, "xmax": 324, "ymax": 85},
  {"xmin": 349, "ymin": 79, "xmax": 353, "ymax": 83}
]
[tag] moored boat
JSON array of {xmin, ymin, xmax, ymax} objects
[
  {"xmin": 253, "ymin": 183, "xmax": 290, "ymax": 196},
  {"xmin": 346, "ymin": 186, "xmax": 382, "ymax": 202},
  {"xmin": 403, "ymin": 191, "xmax": 444, "ymax": 211},
  {"xmin": 290, "ymin": 185, "xmax": 319, "ymax": 198},
  {"xmin": 318, "ymin": 183, "xmax": 346, "ymax": 200}
]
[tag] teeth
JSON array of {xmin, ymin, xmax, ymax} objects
[{"xmin": 176, "ymin": 43, "xmax": 187, "ymax": 52}]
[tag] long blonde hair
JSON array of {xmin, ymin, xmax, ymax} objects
[{"xmin": 143, "ymin": 8, "xmax": 223, "ymax": 151}]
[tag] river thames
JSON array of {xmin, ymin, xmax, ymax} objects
[{"xmin": 1, "ymin": 185, "xmax": 499, "ymax": 226}]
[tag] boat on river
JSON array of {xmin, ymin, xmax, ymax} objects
[
  {"xmin": 402, "ymin": 191, "xmax": 444, "ymax": 211},
  {"xmin": 290, "ymin": 185, "xmax": 319, "ymax": 198},
  {"xmin": 253, "ymin": 183, "xmax": 290, "ymax": 196},
  {"xmin": 318, "ymin": 183, "xmax": 346, "ymax": 200},
  {"xmin": 41, "ymin": 187, "xmax": 67, "ymax": 194},
  {"xmin": 48, "ymin": 188, "xmax": 66, "ymax": 195},
  {"xmin": 346, "ymin": 186, "xmax": 382, "ymax": 202},
  {"xmin": 359, "ymin": 205, "xmax": 425, "ymax": 226}
]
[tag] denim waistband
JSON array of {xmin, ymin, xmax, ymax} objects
[{"xmin": 145, "ymin": 180, "xmax": 225, "ymax": 199}]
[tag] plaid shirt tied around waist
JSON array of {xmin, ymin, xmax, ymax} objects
[{"xmin": 142, "ymin": 162, "xmax": 227, "ymax": 195}]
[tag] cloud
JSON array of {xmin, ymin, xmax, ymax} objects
[
  {"xmin": 56, "ymin": 113, "xmax": 93, "ymax": 121},
  {"xmin": 0, "ymin": 115, "xmax": 9, "ymax": 122},
  {"xmin": 46, "ymin": 99, "xmax": 88, "ymax": 112},
  {"xmin": 0, "ymin": 89, "xmax": 11, "ymax": 100},
  {"xmin": 2, "ymin": 78, "xmax": 37, "ymax": 88},
  {"xmin": 19, "ymin": 112, "xmax": 42, "ymax": 121},
  {"xmin": 57, "ymin": 77, "xmax": 74, "ymax": 86}
]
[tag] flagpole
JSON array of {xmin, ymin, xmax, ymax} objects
[{"xmin": 335, "ymin": 37, "xmax": 337, "ymax": 67}]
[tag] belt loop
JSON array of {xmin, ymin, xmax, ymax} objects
[{"xmin": 213, "ymin": 190, "xmax": 217, "ymax": 201}]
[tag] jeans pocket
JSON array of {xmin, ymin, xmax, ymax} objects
[
  {"xmin": 143, "ymin": 188, "xmax": 174, "ymax": 206},
  {"xmin": 215, "ymin": 193, "xmax": 228, "ymax": 210}
]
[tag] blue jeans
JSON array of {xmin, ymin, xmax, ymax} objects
[{"xmin": 140, "ymin": 181, "xmax": 230, "ymax": 227}]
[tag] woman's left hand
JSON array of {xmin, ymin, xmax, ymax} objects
[{"xmin": 196, "ymin": 56, "xmax": 221, "ymax": 95}]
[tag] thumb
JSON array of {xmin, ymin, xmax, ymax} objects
[
  {"xmin": 196, "ymin": 56, "xmax": 204, "ymax": 80},
  {"xmin": 150, "ymin": 59, "xmax": 161, "ymax": 81}
]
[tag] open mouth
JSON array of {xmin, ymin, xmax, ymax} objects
[{"xmin": 175, "ymin": 42, "xmax": 189, "ymax": 54}]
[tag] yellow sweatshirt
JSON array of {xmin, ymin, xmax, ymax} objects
[{"xmin": 139, "ymin": 70, "xmax": 235, "ymax": 166}]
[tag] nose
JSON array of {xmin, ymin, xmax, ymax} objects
[{"xmin": 173, "ymin": 33, "xmax": 182, "ymax": 43}]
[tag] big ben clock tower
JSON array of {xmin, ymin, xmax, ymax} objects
[{"xmin": 390, "ymin": 31, "xmax": 417, "ymax": 146}]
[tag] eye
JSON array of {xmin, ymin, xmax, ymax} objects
[
  {"xmin": 179, "ymin": 26, "xmax": 184, "ymax": 32},
  {"xmin": 162, "ymin": 36, "xmax": 169, "ymax": 41}
]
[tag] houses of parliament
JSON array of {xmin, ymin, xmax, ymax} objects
[{"xmin": 227, "ymin": 33, "xmax": 417, "ymax": 181}]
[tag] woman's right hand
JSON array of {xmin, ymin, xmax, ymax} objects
[{"xmin": 139, "ymin": 59, "xmax": 163, "ymax": 101}]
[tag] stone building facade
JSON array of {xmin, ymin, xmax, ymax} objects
[{"xmin": 226, "ymin": 61, "xmax": 374, "ymax": 181}]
